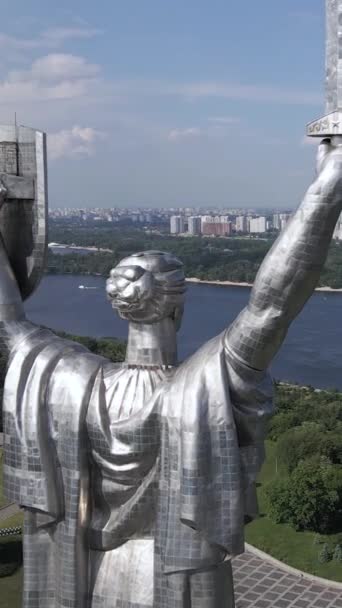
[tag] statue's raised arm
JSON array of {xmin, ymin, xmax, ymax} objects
[{"xmin": 226, "ymin": 139, "xmax": 342, "ymax": 371}]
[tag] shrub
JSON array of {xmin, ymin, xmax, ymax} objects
[
  {"xmin": 333, "ymin": 544, "xmax": 342, "ymax": 562},
  {"xmin": 318, "ymin": 544, "xmax": 332, "ymax": 563}
]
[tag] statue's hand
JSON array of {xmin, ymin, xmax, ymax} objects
[{"xmin": 316, "ymin": 139, "xmax": 342, "ymax": 203}]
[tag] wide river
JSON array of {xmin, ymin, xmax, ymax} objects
[{"xmin": 24, "ymin": 274, "xmax": 342, "ymax": 390}]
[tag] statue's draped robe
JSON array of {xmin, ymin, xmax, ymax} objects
[{"xmin": 3, "ymin": 325, "xmax": 273, "ymax": 608}]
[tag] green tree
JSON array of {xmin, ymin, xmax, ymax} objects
[
  {"xmin": 55, "ymin": 331, "xmax": 126, "ymax": 363},
  {"xmin": 265, "ymin": 478, "xmax": 292, "ymax": 524},
  {"xmin": 267, "ymin": 459, "xmax": 342, "ymax": 534},
  {"xmin": 288, "ymin": 460, "xmax": 339, "ymax": 532},
  {"xmin": 268, "ymin": 411, "xmax": 301, "ymax": 441},
  {"xmin": 276, "ymin": 425, "xmax": 325, "ymax": 473}
]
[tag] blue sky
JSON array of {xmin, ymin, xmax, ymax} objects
[{"xmin": 0, "ymin": 0, "xmax": 326, "ymax": 208}]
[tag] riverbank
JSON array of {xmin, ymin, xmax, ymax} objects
[
  {"xmin": 48, "ymin": 243, "xmax": 112, "ymax": 253},
  {"xmin": 186, "ymin": 277, "xmax": 342, "ymax": 292}
]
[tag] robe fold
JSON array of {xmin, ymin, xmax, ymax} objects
[
  {"xmin": 3, "ymin": 328, "xmax": 105, "ymax": 607},
  {"xmin": 3, "ymin": 325, "xmax": 273, "ymax": 608}
]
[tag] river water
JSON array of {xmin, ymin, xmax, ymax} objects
[{"xmin": 24, "ymin": 274, "xmax": 342, "ymax": 390}]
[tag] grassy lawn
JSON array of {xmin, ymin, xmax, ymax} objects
[
  {"xmin": 245, "ymin": 441, "xmax": 342, "ymax": 581},
  {"xmin": 0, "ymin": 512, "xmax": 23, "ymax": 530},
  {"xmin": 0, "ymin": 564, "xmax": 22, "ymax": 608},
  {"xmin": 0, "ymin": 535, "xmax": 22, "ymax": 608}
]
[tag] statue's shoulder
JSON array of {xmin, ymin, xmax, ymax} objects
[{"xmin": 174, "ymin": 332, "xmax": 225, "ymax": 379}]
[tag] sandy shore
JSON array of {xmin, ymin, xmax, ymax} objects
[{"xmin": 186, "ymin": 277, "xmax": 342, "ymax": 293}]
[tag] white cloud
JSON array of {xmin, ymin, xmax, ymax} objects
[
  {"xmin": 167, "ymin": 117, "xmax": 241, "ymax": 142},
  {"xmin": 0, "ymin": 57, "xmax": 322, "ymax": 113},
  {"xmin": 167, "ymin": 127, "xmax": 202, "ymax": 141},
  {"xmin": 83, "ymin": 78, "xmax": 320, "ymax": 107},
  {"xmin": 96, "ymin": 78, "xmax": 322, "ymax": 107},
  {"xmin": 167, "ymin": 125, "xmax": 288, "ymax": 145},
  {"xmin": 174, "ymin": 82, "xmax": 321, "ymax": 106},
  {"xmin": 0, "ymin": 54, "xmax": 101, "ymax": 104},
  {"xmin": 48, "ymin": 126, "xmax": 106, "ymax": 160},
  {"xmin": 208, "ymin": 116, "xmax": 240, "ymax": 124},
  {"xmin": 42, "ymin": 27, "xmax": 102, "ymax": 44},
  {"xmin": 0, "ymin": 79, "xmax": 87, "ymax": 103},
  {"xmin": 21, "ymin": 53, "xmax": 100, "ymax": 82},
  {"xmin": 0, "ymin": 26, "xmax": 102, "ymax": 51}
]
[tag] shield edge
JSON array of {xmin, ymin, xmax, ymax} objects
[{"xmin": 25, "ymin": 129, "xmax": 48, "ymax": 300}]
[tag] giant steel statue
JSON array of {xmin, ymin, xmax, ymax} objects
[{"xmin": 2, "ymin": 3, "xmax": 342, "ymax": 606}]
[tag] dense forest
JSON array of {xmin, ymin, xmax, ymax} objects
[
  {"xmin": 266, "ymin": 385, "xmax": 342, "ymax": 540},
  {"xmin": 47, "ymin": 220, "xmax": 342, "ymax": 287}
]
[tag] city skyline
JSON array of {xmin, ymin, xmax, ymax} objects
[{"xmin": 0, "ymin": 0, "xmax": 325, "ymax": 208}]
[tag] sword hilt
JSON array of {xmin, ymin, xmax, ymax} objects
[{"xmin": 307, "ymin": 111, "xmax": 342, "ymax": 139}]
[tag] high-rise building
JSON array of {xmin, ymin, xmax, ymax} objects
[
  {"xmin": 188, "ymin": 216, "xmax": 202, "ymax": 235},
  {"xmin": 170, "ymin": 215, "xmax": 185, "ymax": 234},
  {"xmin": 249, "ymin": 217, "xmax": 267, "ymax": 234},
  {"xmin": 220, "ymin": 221, "xmax": 232, "ymax": 236},
  {"xmin": 272, "ymin": 213, "xmax": 281, "ymax": 230},
  {"xmin": 201, "ymin": 215, "xmax": 212, "ymax": 230},
  {"xmin": 201, "ymin": 216, "xmax": 232, "ymax": 236},
  {"xmin": 273, "ymin": 213, "xmax": 291, "ymax": 231},
  {"xmin": 235, "ymin": 215, "xmax": 248, "ymax": 233}
]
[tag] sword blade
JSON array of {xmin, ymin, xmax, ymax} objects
[
  {"xmin": 307, "ymin": 0, "xmax": 342, "ymax": 137},
  {"xmin": 326, "ymin": 0, "xmax": 342, "ymax": 114}
]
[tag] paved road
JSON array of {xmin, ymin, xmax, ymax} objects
[{"xmin": 233, "ymin": 552, "xmax": 342, "ymax": 608}]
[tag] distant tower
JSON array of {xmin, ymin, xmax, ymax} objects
[
  {"xmin": 236, "ymin": 215, "xmax": 248, "ymax": 233},
  {"xmin": 170, "ymin": 215, "xmax": 185, "ymax": 234},
  {"xmin": 188, "ymin": 216, "xmax": 201, "ymax": 235},
  {"xmin": 272, "ymin": 213, "xmax": 281, "ymax": 230}
]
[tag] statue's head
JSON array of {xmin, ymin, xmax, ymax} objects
[{"xmin": 106, "ymin": 250, "xmax": 186, "ymax": 329}]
